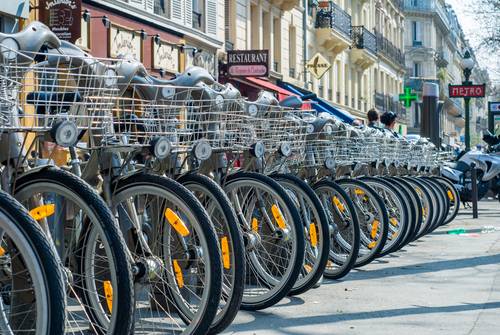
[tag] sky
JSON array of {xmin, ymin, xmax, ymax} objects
[{"xmin": 445, "ymin": 0, "xmax": 500, "ymax": 84}]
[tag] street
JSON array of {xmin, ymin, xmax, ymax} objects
[{"xmin": 224, "ymin": 201, "xmax": 500, "ymax": 335}]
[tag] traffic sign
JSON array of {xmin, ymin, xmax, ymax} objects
[
  {"xmin": 489, "ymin": 102, "xmax": 500, "ymax": 112},
  {"xmin": 306, "ymin": 53, "xmax": 331, "ymax": 80},
  {"xmin": 448, "ymin": 84, "xmax": 486, "ymax": 98},
  {"xmin": 399, "ymin": 87, "xmax": 418, "ymax": 107}
]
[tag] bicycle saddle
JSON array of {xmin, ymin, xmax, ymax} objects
[{"xmin": 0, "ymin": 21, "xmax": 60, "ymax": 62}]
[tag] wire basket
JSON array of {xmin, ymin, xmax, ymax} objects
[{"xmin": 0, "ymin": 47, "xmax": 118, "ymax": 141}]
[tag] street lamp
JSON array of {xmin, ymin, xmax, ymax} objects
[{"xmin": 461, "ymin": 49, "xmax": 474, "ymax": 151}]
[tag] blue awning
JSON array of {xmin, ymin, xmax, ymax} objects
[{"xmin": 277, "ymin": 80, "xmax": 356, "ymax": 124}]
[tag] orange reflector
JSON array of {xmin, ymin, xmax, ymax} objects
[
  {"xmin": 422, "ymin": 207, "xmax": 427, "ymax": 216},
  {"xmin": 165, "ymin": 208, "xmax": 190, "ymax": 237},
  {"xmin": 332, "ymin": 196, "xmax": 345, "ymax": 213},
  {"xmin": 392, "ymin": 232, "xmax": 398, "ymax": 240},
  {"xmin": 309, "ymin": 223, "xmax": 318, "ymax": 247},
  {"xmin": 354, "ymin": 188, "xmax": 365, "ymax": 196},
  {"xmin": 390, "ymin": 218, "xmax": 399, "ymax": 227},
  {"xmin": 29, "ymin": 204, "xmax": 55, "ymax": 221},
  {"xmin": 368, "ymin": 241, "xmax": 376, "ymax": 249},
  {"xmin": 251, "ymin": 218, "xmax": 258, "ymax": 232},
  {"xmin": 304, "ymin": 264, "xmax": 313, "ymax": 273},
  {"xmin": 447, "ymin": 190, "xmax": 454, "ymax": 201},
  {"xmin": 371, "ymin": 220, "xmax": 380, "ymax": 239},
  {"xmin": 173, "ymin": 260, "xmax": 184, "ymax": 288},
  {"xmin": 221, "ymin": 236, "xmax": 230, "ymax": 270},
  {"xmin": 103, "ymin": 280, "xmax": 113, "ymax": 313},
  {"xmin": 271, "ymin": 205, "xmax": 286, "ymax": 229},
  {"xmin": 0, "ymin": 247, "xmax": 5, "ymax": 257}
]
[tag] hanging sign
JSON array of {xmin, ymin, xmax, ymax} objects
[
  {"xmin": 109, "ymin": 25, "xmax": 142, "ymax": 61},
  {"xmin": 152, "ymin": 40, "xmax": 179, "ymax": 73},
  {"xmin": 39, "ymin": 0, "xmax": 81, "ymax": 43},
  {"xmin": 448, "ymin": 84, "xmax": 486, "ymax": 98},
  {"xmin": 306, "ymin": 53, "xmax": 331, "ymax": 80},
  {"xmin": 227, "ymin": 50, "xmax": 269, "ymax": 77}
]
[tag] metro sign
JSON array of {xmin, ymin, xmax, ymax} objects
[{"xmin": 448, "ymin": 84, "xmax": 486, "ymax": 98}]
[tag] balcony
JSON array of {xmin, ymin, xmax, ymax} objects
[
  {"xmin": 351, "ymin": 26, "xmax": 377, "ymax": 69},
  {"xmin": 375, "ymin": 31, "xmax": 405, "ymax": 68},
  {"xmin": 314, "ymin": 1, "xmax": 352, "ymax": 54},
  {"xmin": 374, "ymin": 91, "xmax": 406, "ymax": 118},
  {"xmin": 405, "ymin": 78, "xmax": 440, "ymax": 92},
  {"xmin": 435, "ymin": 50, "xmax": 449, "ymax": 68},
  {"xmin": 403, "ymin": 0, "xmax": 450, "ymax": 32},
  {"xmin": 444, "ymin": 96, "xmax": 464, "ymax": 117},
  {"xmin": 270, "ymin": 0, "xmax": 299, "ymax": 11}
]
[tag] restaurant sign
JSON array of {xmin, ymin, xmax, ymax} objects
[
  {"xmin": 227, "ymin": 50, "xmax": 269, "ymax": 77},
  {"xmin": 39, "ymin": 0, "xmax": 81, "ymax": 43}
]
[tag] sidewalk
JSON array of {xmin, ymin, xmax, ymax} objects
[{"xmin": 224, "ymin": 200, "xmax": 500, "ymax": 335}]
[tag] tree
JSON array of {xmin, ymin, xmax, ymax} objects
[{"xmin": 470, "ymin": 0, "xmax": 500, "ymax": 52}]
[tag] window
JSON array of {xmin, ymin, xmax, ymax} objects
[
  {"xmin": 192, "ymin": 0, "xmax": 204, "ymax": 31},
  {"xmin": 412, "ymin": 21, "xmax": 422, "ymax": 46},
  {"xmin": 413, "ymin": 62, "xmax": 421, "ymax": 77},
  {"xmin": 273, "ymin": 17, "xmax": 281, "ymax": 72},
  {"xmin": 250, "ymin": 4, "xmax": 259, "ymax": 49}
]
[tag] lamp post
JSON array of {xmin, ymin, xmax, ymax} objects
[{"xmin": 460, "ymin": 50, "xmax": 474, "ymax": 151}]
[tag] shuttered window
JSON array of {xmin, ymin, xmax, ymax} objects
[{"xmin": 206, "ymin": 0, "xmax": 217, "ymax": 36}]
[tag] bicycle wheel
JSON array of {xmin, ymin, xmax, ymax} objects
[
  {"xmin": 391, "ymin": 177, "xmax": 423, "ymax": 246},
  {"xmin": 433, "ymin": 176, "xmax": 460, "ymax": 225},
  {"xmin": 272, "ymin": 173, "xmax": 330, "ymax": 295},
  {"xmin": 13, "ymin": 166, "xmax": 134, "ymax": 335},
  {"xmin": 313, "ymin": 179, "xmax": 360, "ymax": 280},
  {"xmin": 178, "ymin": 172, "xmax": 245, "ymax": 335},
  {"xmin": 0, "ymin": 190, "xmax": 65, "ymax": 335},
  {"xmin": 223, "ymin": 171, "xmax": 305, "ymax": 310},
  {"xmin": 417, "ymin": 177, "xmax": 446, "ymax": 233},
  {"xmin": 402, "ymin": 177, "xmax": 435, "ymax": 239},
  {"xmin": 336, "ymin": 178, "xmax": 389, "ymax": 266},
  {"xmin": 421, "ymin": 177, "xmax": 450, "ymax": 230},
  {"xmin": 111, "ymin": 172, "xmax": 222, "ymax": 335},
  {"xmin": 357, "ymin": 177, "xmax": 408, "ymax": 257}
]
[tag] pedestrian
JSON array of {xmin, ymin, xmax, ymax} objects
[
  {"xmin": 367, "ymin": 108, "xmax": 380, "ymax": 128},
  {"xmin": 380, "ymin": 111, "xmax": 399, "ymax": 137}
]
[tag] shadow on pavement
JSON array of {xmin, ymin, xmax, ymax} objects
[
  {"xmin": 337, "ymin": 254, "xmax": 500, "ymax": 281},
  {"xmin": 229, "ymin": 301, "xmax": 500, "ymax": 333}
]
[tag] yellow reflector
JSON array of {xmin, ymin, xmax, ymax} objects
[
  {"xmin": 309, "ymin": 223, "xmax": 318, "ymax": 247},
  {"xmin": 422, "ymin": 207, "xmax": 427, "ymax": 216},
  {"xmin": 392, "ymin": 232, "xmax": 398, "ymax": 240},
  {"xmin": 103, "ymin": 280, "xmax": 113, "ymax": 313},
  {"xmin": 221, "ymin": 236, "xmax": 230, "ymax": 270},
  {"xmin": 251, "ymin": 218, "xmax": 258, "ymax": 232},
  {"xmin": 173, "ymin": 260, "xmax": 184, "ymax": 288},
  {"xmin": 354, "ymin": 188, "xmax": 365, "ymax": 196},
  {"xmin": 447, "ymin": 190, "xmax": 454, "ymax": 201},
  {"xmin": 304, "ymin": 264, "xmax": 313, "ymax": 273},
  {"xmin": 332, "ymin": 196, "xmax": 345, "ymax": 213},
  {"xmin": 368, "ymin": 241, "xmax": 376, "ymax": 249},
  {"xmin": 29, "ymin": 204, "xmax": 55, "ymax": 221},
  {"xmin": 390, "ymin": 218, "xmax": 399, "ymax": 227},
  {"xmin": 165, "ymin": 208, "xmax": 190, "ymax": 237},
  {"xmin": 271, "ymin": 205, "xmax": 286, "ymax": 229},
  {"xmin": 0, "ymin": 247, "xmax": 5, "ymax": 257},
  {"xmin": 371, "ymin": 220, "xmax": 380, "ymax": 239}
]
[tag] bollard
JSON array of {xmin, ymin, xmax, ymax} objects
[{"xmin": 470, "ymin": 162, "xmax": 478, "ymax": 219}]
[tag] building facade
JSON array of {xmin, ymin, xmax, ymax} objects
[{"xmin": 403, "ymin": 0, "xmax": 490, "ymax": 145}]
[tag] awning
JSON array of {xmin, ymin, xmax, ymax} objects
[
  {"xmin": 232, "ymin": 77, "xmax": 295, "ymax": 101},
  {"xmin": 277, "ymin": 80, "xmax": 355, "ymax": 124}
]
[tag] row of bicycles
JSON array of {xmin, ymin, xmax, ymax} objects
[{"xmin": 0, "ymin": 22, "xmax": 460, "ymax": 334}]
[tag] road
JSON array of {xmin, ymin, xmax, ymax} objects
[{"xmin": 223, "ymin": 200, "xmax": 500, "ymax": 335}]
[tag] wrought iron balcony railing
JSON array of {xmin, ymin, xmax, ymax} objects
[
  {"xmin": 314, "ymin": 1, "xmax": 352, "ymax": 40},
  {"xmin": 352, "ymin": 26, "xmax": 377, "ymax": 55},
  {"xmin": 374, "ymin": 30, "xmax": 405, "ymax": 67}
]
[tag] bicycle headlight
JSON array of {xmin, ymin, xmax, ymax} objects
[
  {"xmin": 306, "ymin": 124, "xmax": 315, "ymax": 134},
  {"xmin": 250, "ymin": 141, "xmax": 265, "ymax": 158},
  {"xmin": 324, "ymin": 124, "xmax": 334, "ymax": 135},
  {"xmin": 162, "ymin": 87, "xmax": 176, "ymax": 99},
  {"xmin": 279, "ymin": 142, "xmax": 292, "ymax": 157},
  {"xmin": 215, "ymin": 94, "xmax": 224, "ymax": 107},
  {"xmin": 324, "ymin": 157, "xmax": 336, "ymax": 170},
  {"xmin": 193, "ymin": 139, "xmax": 212, "ymax": 161},
  {"xmin": 150, "ymin": 136, "xmax": 171, "ymax": 159},
  {"xmin": 104, "ymin": 68, "xmax": 118, "ymax": 87},
  {"xmin": 247, "ymin": 104, "xmax": 258, "ymax": 117},
  {"xmin": 51, "ymin": 120, "xmax": 78, "ymax": 147},
  {"xmin": 0, "ymin": 38, "xmax": 19, "ymax": 61}
]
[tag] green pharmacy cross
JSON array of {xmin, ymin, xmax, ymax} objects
[{"xmin": 399, "ymin": 87, "xmax": 418, "ymax": 107}]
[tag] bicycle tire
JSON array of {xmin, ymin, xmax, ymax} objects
[
  {"xmin": 433, "ymin": 176, "xmax": 460, "ymax": 225},
  {"xmin": 12, "ymin": 166, "xmax": 134, "ymax": 335},
  {"xmin": 178, "ymin": 172, "xmax": 245, "ymax": 335},
  {"xmin": 224, "ymin": 171, "xmax": 305, "ymax": 310},
  {"xmin": 271, "ymin": 173, "xmax": 330, "ymax": 295},
  {"xmin": 0, "ymin": 190, "xmax": 66, "ymax": 335},
  {"xmin": 313, "ymin": 179, "xmax": 360, "ymax": 280}
]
